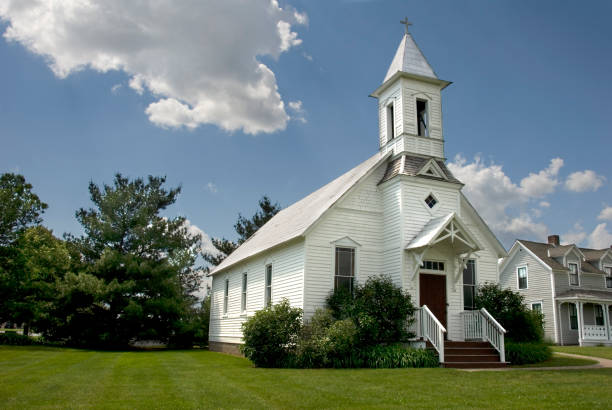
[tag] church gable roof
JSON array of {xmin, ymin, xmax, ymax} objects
[
  {"xmin": 209, "ymin": 152, "xmax": 391, "ymax": 275},
  {"xmin": 384, "ymin": 32, "xmax": 438, "ymax": 83}
]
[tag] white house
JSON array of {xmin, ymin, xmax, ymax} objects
[
  {"xmin": 499, "ymin": 235, "xmax": 612, "ymax": 346},
  {"xmin": 208, "ymin": 25, "xmax": 508, "ymax": 367}
]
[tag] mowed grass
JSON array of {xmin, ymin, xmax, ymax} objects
[
  {"xmin": 552, "ymin": 346, "xmax": 612, "ymax": 360},
  {"xmin": 511, "ymin": 354, "xmax": 597, "ymax": 368},
  {"xmin": 1, "ymin": 346, "xmax": 612, "ymax": 409}
]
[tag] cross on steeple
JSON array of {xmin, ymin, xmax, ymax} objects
[{"xmin": 400, "ymin": 17, "xmax": 412, "ymax": 34}]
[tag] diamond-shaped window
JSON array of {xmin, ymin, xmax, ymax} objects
[{"xmin": 425, "ymin": 194, "xmax": 438, "ymax": 209}]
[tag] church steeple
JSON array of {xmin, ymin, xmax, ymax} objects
[{"xmin": 371, "ymin": 20, "xmax": 451, "ymax": 159}]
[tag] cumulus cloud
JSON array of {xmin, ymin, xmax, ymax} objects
[
  {"xmin": 110, "ymin": 83, "xmax": 122, "ymax": 94},
  {"xmin": 288, "ymin": 99, "xmax": 306, "ymax": 123},
  {"xmin": 448, "ymin": 155, "xmax": 559, "ymax": 245},
  {"xmin": 561, "ymin": 223, "xmax": 588, "ymax": 246},
  {"xmin": 519, "ymin": 158, "xmax": 563, "ymax": 197},
  {"xmin": 588, "ymin": 223, "xmax": 612, "ymax": 249},
  {"xmin": 0, "ymin": 0, "xmax": 306, "ymax": 134},
  {"xmin": 565, "ymin": 170, "xmax": 606, "ymax": 192},
  {"xmin": 182, "ymin": 219, "xmax": 219, "ymax": 257},
  {"xmin": 599, "ymin": 206, "xmax": 612, "ymax": 221}
]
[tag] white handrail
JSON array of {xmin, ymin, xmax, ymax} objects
[
  {"xmin": 460, "ymin": 308, "xmax": 506, "ymax": 363},
  {"xmin": 419, "ymin": 305, "xmax": 446, "ymax": 363}
]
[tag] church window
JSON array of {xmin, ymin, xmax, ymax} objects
[
  {"xmin": 335, "ymin": 247, "xmax": 355, "ymax": 293},
  {"xmin": 417, "ymin": 99, "xmax": 428, "ymax": 137},
  {"xmin": 223, "ymin": 278, "xmax": 229, "ymax": 315},
  {"xmin": 265, "ymin": 264, "xmax": 272, "ymax": 306},
  {"xmin": 424, "ymin": 194, "xmax": 437, "ymax": 209},
  {"xmin": 463, "ymin": 260, "xmax": 476, "ymax": 310},
  {"xmin": 386, "ymin": 103, "xmax": 395, "ymax": 141},
  {"xmin": 421, "ymin": 260, "xmax": 445, "ymax": 271},
  {"xmin": 605, "ymin": 266, "xmax": 612, "ymax": 288},
  {"xmin": 241, "ymin": 273, "xmax": 247, "ymax": 313}
]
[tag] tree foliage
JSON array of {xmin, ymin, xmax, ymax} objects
[
  {"xmin": 0, "ymin": 173, "xmax": 48, "ymax": 247},
  {"xmin": 203, "ymin": 195, "xmax": 280, "ymax": 267},
  {"xmin": 49, "ymin": 174, "xmax": 203, "ymax": 347},
  {"xmin": 475, "ymin": 283, "xmax": 544, "ymax": 342}
]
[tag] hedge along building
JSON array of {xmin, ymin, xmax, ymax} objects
[{"xmin": 208, "ymin": 21, "xmax": 508, "ymax": 365}]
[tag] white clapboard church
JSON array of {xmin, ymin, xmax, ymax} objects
[{"xmin": 209, "ymin": 22, "xmax": 509, "ymax": 367}]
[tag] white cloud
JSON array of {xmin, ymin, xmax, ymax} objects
[
  {"xmin": 447, "ymin": 155, "xmax": 567, "ymax": 244},
  {"xmin": 598, "ymin": 206, "xmax": 612, "ymax": 221},
  {"xmin": 565, "ymin": 170, "xmax": 606, "ymax": 192},
  {"xmin": 302, "ymin": 52, "xmax": 313, "ymax": 61},
  {"xmin": 206, "ymin": 182, "xmax": 218, "ymax": 194},
  {"xmin": 182, "ymin": 219, "xmax": 219, "ymax": 257},
  {"xmin": 518, "ymin": 157, "xmax": 563, "ymax": 197},
  {"xmin": 539, "ymin": 201, "xmax": 551, "ymax": 208},
  {"xmin": 110, "ymin": 83, "xmax": 122, "ymax": 94},
  {"xmin": 0, "ymin": 0, "xmax": 306, "ymax": 134},
  {"xmin": 288, "ymin": 99, "xmax": 306, "ymax": 123},
  {"xmin": 587, "ymin": 223, "xmax": 612, "ymax": 249},
  {"xmin": 561, "ymin": 223, "xmax": 587, "ymax": 245}
]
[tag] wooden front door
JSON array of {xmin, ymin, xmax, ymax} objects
[{"xmin": 419, "ymin": 274, "xmax": 447, "ymax": 330}]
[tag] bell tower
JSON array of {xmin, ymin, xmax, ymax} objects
[{"xmin": 371, "ymin": 19, "xmax": 451, "ymax": 159}]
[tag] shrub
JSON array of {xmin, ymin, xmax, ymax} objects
[
  {"xmin": 330, "ymin": 344, "xmax": 438, "ymax": 369},
  {"xmin": 505, "ymin": 341, "xmax": 551, "ymax": 365},
  {"xmin": 327, "ymin": 275, "xmax": 416, "ymax": 346},
  {"xmin": 475, "ymin": 283, "xmax": 544, "ymax": 342},
  {"xmin": 0, "ymin": 332, "xmax": 42, "ymax": 346},
  {"xmin": 241, "ymin": 299, "xmax": 302, "ymax": 367}
]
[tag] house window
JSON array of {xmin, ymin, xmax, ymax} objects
[
  {"xmin": 424, "ymin": 194, "xmax": 438, "ymax": 209},
  {"xmin": 417, "ymin": 99, "xmax": 428, "ymax": 137},
  {"xmin": 386, "ymin": 103, "xmax": 395, "ymax": 141},
  {"xmin": 604, "ymin": 266, "xmax": 612, "ymax": 289},
  {"xmin": 463, "ymin": 260, "xmax": 476, "ymax": 310},
  {"xmin": 335, "ymin": 247, "xmax": 355, "ymax": 293},
  {"xmin": 569, "ymin": 303, "xmax": 578, "ymax": 330},
  {"xmin": 517, "ymin": 266, "xmax": 528, "ymax": 289},
  {"xmin": 422, "ymin": 260, "xmax": 445, "ymax": 271},
  {"xmin": 264, "ymin": 265, "xmax": 272, "ymax": 306},
  {"xmin": 595, "ymin": 305, "xmax": 604, "ymax": 326},
  {"xmin": 241, "ymin": 273, "xmax": 247, "ymax": 313},
  {"xmin": 568, "ymin": 263, "xmax": 579, "ymax": 286},
  {"xmin": 223, "ymin": 278, "xmax": 229, "ymax": 315},
  {"xmin": 531, "ymin": 302, "xmax": 542, "ymax": 313}
]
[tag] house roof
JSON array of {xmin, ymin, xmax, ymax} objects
[
  {"xmin": 582, "ymin": 248, "xmax": 611, "ymax": 262},
  {"xmin": 384, "ymin": 32, "xmax": 438, "ymax": 83},
  {"xmin": 379, "ymin": 154, "xmax": 462, "ymax": 185},
  {"xmin": 556, "ymin": 289, "xmax": 612, "ymax": 302},
  {"xmin": 209, "ymin": 152, "xmax": 390, "ymax": 275},
  {"xmin": 516, "ymin": 240, "xmax": 607, "ymax": 274},
  {"xmin": 518, "ymin": 240, "xmax": 568, "ymax": 271}
]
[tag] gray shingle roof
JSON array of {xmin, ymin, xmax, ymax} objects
[
  {"xmin": 209, "ymin": 152, "xmax": 390, "ymax": 275},
  {"xmin": 518, "ymin": 240, "xmax": 607, "ymax": 274},
  {"xmin": 379, "ymin": 154, "xmax": 461, "ymax": 184}
]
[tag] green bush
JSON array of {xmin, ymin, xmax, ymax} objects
[
  {"xmin": 330, "ymin": 344, "xmax": 438, "ymax": 369},
  {"xmin": 475, "ymin": 283, "xmax": 544, "ymax": 342},
  {"xmin": 505, "ymin": 341, "xmax": 551, "ymax": 365},
  {"xmin": 241, "ymin": 299, "xmax": 302, "ymax": 367},
  {"xmin": 0, "ymin": 332, "xmax": 42, "ymax": 345},
  {"xmin": 326, "ymin": 275, "xmax": 416, "ymax": 346}
]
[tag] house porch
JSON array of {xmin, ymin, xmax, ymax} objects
[{"xmin": 557, "ymin": 294, "xmax": 612, "ymax": 346}]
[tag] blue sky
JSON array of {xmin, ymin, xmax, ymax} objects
[{"xmin": 1, "ymin": 0, "xmax": 611, "ymax": 254}]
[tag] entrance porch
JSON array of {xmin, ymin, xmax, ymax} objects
[{"xmin": 557, "ymin": 292, "xmax": 612, "ymax": 346}]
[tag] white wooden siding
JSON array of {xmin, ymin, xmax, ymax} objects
[
  {"xmin": 499, "ymin": 246, "xmax": 556, "ymax": 342},
  {"xmin": 303, "ymin": 163, "xmax": 387, "ymax": 319},
  {"xmin": 209, "ymin": 239, "xmax": 305, "ymax": 344}
]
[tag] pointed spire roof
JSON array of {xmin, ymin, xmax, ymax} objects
[{"xmin": 383, "ymin": 31, "xmax": 437, "ymax": 83}]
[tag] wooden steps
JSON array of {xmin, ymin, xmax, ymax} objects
[{"xmin": 428, "ymin": 341, "xmax": 508, "ymax": 369}]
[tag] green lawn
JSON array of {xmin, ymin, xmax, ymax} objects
[
  {"xmin": 552, "ymin": 346, "xmax": 612, "ymax": 360},
  {"xmin": 511, "ymin": 354, "xmax": 597, "ymax": 368},
  {"xmin": 1, "ymin": 346, "xmax": 611, "ymax": 409}
]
